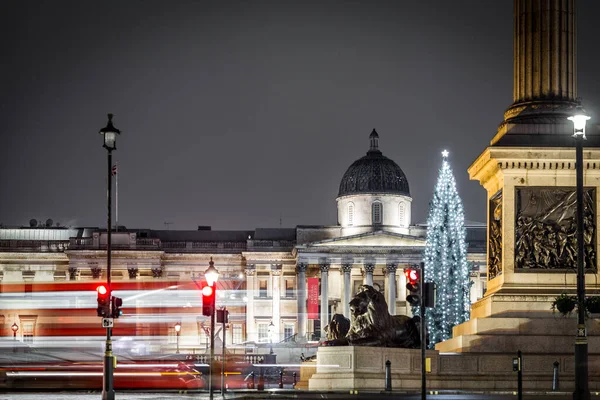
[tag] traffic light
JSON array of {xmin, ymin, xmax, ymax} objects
[
  {"xmin": 423, "ymin": 282, "xmax": 436, "ymax": 308},
  {"xmin": 96, "ymin": 285, "xmax": 110, "ymax": 317},
  {"xmin": 111, "ymin": 296, "xmax": 123, "ymax": 318},
  {"xmin": 405, "ymin": 268, "xmax": 420, "ymax": 306},
  {"xmin": 202, "ymin": 284, "xmax": 215, "ymax": 316}
]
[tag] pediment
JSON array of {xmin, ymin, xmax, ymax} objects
[{"xmin": 307, "ymin": 231, "xmax": 426, "ymax": 248}]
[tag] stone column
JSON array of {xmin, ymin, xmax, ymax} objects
[
  {"xmin": 245, "ymin": 265, "xmax": 256, "ymax": 342},
  {"xmin": 386, "ymin": 263, "xmax": 398, "ymax": 315},
  {"xmin": 363, "ymin": 263, "xmax": 375, "ymax": 286},
  {"xmin": 296, "ymin": 263, "xmax": 308, "ymax": 340},
  {"xmin": 320, "ymin": 263, "xmax": 330, "ymax": 339},
  {"xmin": 271, "ymin": 264, "xmax": 282, "ymax": 341},
  {"xmin": 341, "ymin": 264, "xmax": 353, "ymax": 319}
]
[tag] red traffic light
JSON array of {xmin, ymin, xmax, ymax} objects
[
  {"xmin": 405, "ymin": 269, "xmax": 419, "ymax": 283},
  {"xmin": 97, "ymin": 285, "xmax": 108, "ymax": 295},
  {"xmin": 202, "ymin": 285, "xmax": 213, "ymax": 297}
]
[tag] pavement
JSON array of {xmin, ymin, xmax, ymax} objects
[{"xmin": 0, "ymin": 390, "xmax": 589, "ymax": 400}]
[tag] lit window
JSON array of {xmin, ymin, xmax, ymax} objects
[
  {"xmin": 258, "ymin": 323, "xmax": 269, "ymax": 342},
  {"xmin": 348, "ymin": 202, "xmax": 354, "ymax": 226},
  {"xmin": 399, "ymin": 202, "xmax": 405, "ymax": 226},
  {"xmin": 285, "ymin": 279, "xmax": 295, "ymax": 298},
  {"xmin": 372, "ymin": 202, "xmax": 382, "ymax": 224},
  {"xmin": 284, "ymin": 323, "xmax": 295, "ymax": 340},
  {"xmin": 259, "ymin": 279, "xmax": 268, "ymax": 298},
  {"xmin": 232, "ymin": 324, "xmax": 243, "ymax": 344}
]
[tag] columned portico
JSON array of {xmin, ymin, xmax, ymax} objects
[
  {"xmin": 386, "ymin": 263, "xmax": 397, "ymax": 315},
  {"xmin": 320, "ymin": 262, "xmax": 330, "ymax": 338},
  {"xmin": 363, "ymin": 263, "xmax": 375, "ymax": 286},
  {"xmin": 341, "ymin": 264, "xmax": 352, "ymax": 318},
  {"xmin": 296, "ymin": 263, "xmax": 308, "ymax": 339}
]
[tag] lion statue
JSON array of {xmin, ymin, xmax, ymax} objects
[
  {"xmin": 324, "ymin": 313, "xmax": 351, "ymax": 340},
  {"xmin": 322, "ymin": 284, "xmax": 421, "ymax": 348}
]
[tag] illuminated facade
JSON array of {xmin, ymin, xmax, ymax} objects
[{"xmin": 0, "ymin": 131, "xmax": 485, "ymax": 355}]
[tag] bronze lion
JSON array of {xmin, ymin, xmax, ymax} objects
[{"xmin": 322, "ymin": 284, "xmax": 421, "ymax": 348}]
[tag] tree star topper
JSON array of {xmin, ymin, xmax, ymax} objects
[{"xmin": 441, "ymin": 150, "xmax": 449, "ymax": 159}]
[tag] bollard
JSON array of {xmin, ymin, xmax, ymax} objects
[
  {"xmin": 293, "ymin": 372, "xmax": 297, "ymax": 388},
  {"xmin": 552, "ymin": 361, "xmax": 559, "ymax": 391},
  {"xmin": 279, "ymin": 370, "xmax": 284, "ymax": 388},
  {"xmin": 385, "ymin": 360, "xmax": 392, "ymax": 391}
]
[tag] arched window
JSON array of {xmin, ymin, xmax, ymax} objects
[
  {"xmin": 372, "ymin": 201, "xmax": 382, "ymax": 225},
  {"xmin": 398, "ymin": 202, "xmax": 405, "ymax": 227},
  {"xmin": 348, "ymin": 202, "xmax": 355, "ymax": 226}
]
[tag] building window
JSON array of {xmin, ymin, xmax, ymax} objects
[
  {"xmin": 22, "ymin": 321, "xmax": 35, "ymax": 344},
  {"xmin": 372, "ymin": 201, "xmax": 382, "ymax": 224},
  {"xmin": 198, "ymin": 325, "xmax": 209, "ymax": 349},
  {"xmin": 258, "ymin": 323, "xmax": 269, "ymax": 342},
  {"xmin": 285, "ymin": 279, "xmax": 295, "ymax": 298},
  {"xmin": 284, "ymin": 323, "xmax": 294, "ymax": 340},
  {"xmin": 232, "ymin": 324, "xmax": 243, "ymax": 344},
  {"xmin": 348, "ymin": 202, "xmax": 354, "ymax": 226},
  {"xmin": 398, "ymin": 202, "xmax": 405, "ymax": 227},
  {"xmin": 258, "ymin": 279, "xmax": 268, "ymax": 298}
]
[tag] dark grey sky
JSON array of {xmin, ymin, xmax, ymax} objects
[{"xmin": 2, "ymin": 1, "xmax": 600, "ymax": 230}]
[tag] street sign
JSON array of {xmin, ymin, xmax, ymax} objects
[{"xmin": 102, "ymin": 318, "xmax": 114, "ymax": 328}]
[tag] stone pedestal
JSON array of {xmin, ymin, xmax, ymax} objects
[
  {"xmin": 307, "ymin": 345, "xmax": 600, "ymax": 391},
  {"xmin": 308, "ymin": 346, "xmax": 438, "ymax": 391}
]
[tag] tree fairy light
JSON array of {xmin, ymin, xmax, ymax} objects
[{"xmin": 413, "ymin": 150, "xmax": 472, "ymax": 348}]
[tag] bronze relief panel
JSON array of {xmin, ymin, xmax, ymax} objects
[
  {"xmin": 515, "ymin": 187, "xmax": 596, "ymax": 272},
  {"xmin": 488, "ymin": 190, "xmax": 503, "ymax": 279}
]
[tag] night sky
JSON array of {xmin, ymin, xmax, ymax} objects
[{"xmin": 2, "ymin": 1, "xmax": 600, "ymax": 231}]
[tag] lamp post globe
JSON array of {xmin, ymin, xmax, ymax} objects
[
  {"xmin": 11, "ymin": 323, "xmax": 18, "ymax": 340},
  {"xmin": 205, "ymin": 258, "xmax": 220, "ymax": 286},
  {"xmin": 569, "ymin": 102, "xmax": 591, "ymax": 400},
  {"xmin": 100, "ymin": 113, "xmax": 121, "ymax": 151}
]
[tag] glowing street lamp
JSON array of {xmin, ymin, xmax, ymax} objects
[
  {"xmin": 569, "ymin": 104, "xmax": 591, "ymax": 400},
  {"xmin": 99, "ymin": 113, "xmax": 121, "ymax": 400},
  {"xmin": 204, "ymin": 258, "xmax": 220, "ymax": 400},
  {"xmin": 174, "ymin": 322, "xmax": 181, "ymax": 354},
  {"xmin": 11, "ymin": 323, "xmax": 18, "ymax": 340}
]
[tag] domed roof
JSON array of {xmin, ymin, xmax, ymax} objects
[{"xmin": 338, "ymin": 129, "xmax": 410, "ymax": 198}]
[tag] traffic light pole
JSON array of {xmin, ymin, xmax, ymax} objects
[
  {"xmin": 420, "ymin": 261, "xmax": 426, "ymax": 400},
  {"xmin": 102, "ymin": 150, "xmax": 115, "ymax": 400}
]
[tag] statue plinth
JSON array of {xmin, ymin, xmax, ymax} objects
[{"xmin": 308, "ymin": 346, "xmax": 438, "ymax": 391}]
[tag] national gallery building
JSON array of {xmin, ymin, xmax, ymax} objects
[{"xmin": 0, "ymin": 131, "xmax": 485, "ymax": 353}]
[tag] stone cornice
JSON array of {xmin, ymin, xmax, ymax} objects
[
  {"xmin": 65, "ymin": 250, "xmax": 164, "ymax": 260},
  {"xmin": 0, "ymin": 252, "xmax": 69, "ymax": 261}
]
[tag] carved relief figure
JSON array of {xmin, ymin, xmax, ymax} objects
[
  {"xmin": 515, "ymin": 187, "xmax": 596, "ymax": 271},
  {"xmin": 488, "ymin": 191, "xmax": 503, "ymax": 279},
  {"xmin": 321, "ymin": 285, "xmax": 420, "ymax": 348}
]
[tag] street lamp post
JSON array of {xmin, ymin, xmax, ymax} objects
[
  {"xmin": 11, "ymin": 323, "xmax": 18, "ymax": 340},
  {"xmin": 268, "ymin": 321, "xmax": 275, "ymax": 355},
  {"xmin": 205, "ymin": 259, "xmax": 219, "ymax": 400},
  {"xmin": 99, "ymin": 113, "xmax": 120, "ymax": 400},
  {"xmin": 568, "ymin": 105, "xmax": 591, "ymax": 400},
  {"xmin": 174, "ymin": 322, "xmax": 181, "ymax": 354}
]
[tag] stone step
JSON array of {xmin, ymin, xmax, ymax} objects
[
  {"xmin": 435, "ymin": 333, "xmax": 600, "ymax": 353},
  {"xmin": 452, "ymin": 316, "xmax": 600, "ymax": 337}
]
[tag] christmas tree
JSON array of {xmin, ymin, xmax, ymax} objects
[{"xmin": 416, "ymin": 150, "xmax": 472, "ymax": 348}]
